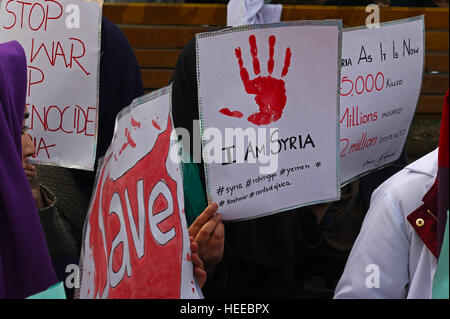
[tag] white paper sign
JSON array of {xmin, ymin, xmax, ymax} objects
[
  {"xmin": 0, "ymin": 0, "xmax": 102, "ymax": 170},
  {"xmin": 197, "ymin": 21, "xmax": 342, "ymax": 221},
  {"xmin": 339, "ymin": 16, "xmax": 424, "ymax": 183},
  {"xmin": 78, "ymin": 86, "xmax": 203, "ymax": 299}
]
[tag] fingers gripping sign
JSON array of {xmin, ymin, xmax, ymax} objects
[
  {"xmin": 189, "ymin": 202, "xmax": 219, "ymax": 238},
  {"xmin": 188, "ymin": 203, "xmax": 225, "ymax": 273},
  {"xmin": 190, "ymin": 237, "xmax": 207, "ymax": 288},
  {"xmin": 220, "ymin": 35, "xmax": 292, "ymax": 126}
]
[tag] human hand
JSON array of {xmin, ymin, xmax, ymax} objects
[
  {"xmin": 190, "ymin": 237, "xmax": 207, "ymax": 288},
  {"xmin": 24, "ymin": 162, "xmax": 45, "ymax": 209},
  {"xmin": 188, "ymin": 202, "xmax": 224, "ymax": 273}
]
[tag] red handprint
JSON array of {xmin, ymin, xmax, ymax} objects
[{"xmin": 220, "ymin": 35, "xmax": 292, "ymax": 126}]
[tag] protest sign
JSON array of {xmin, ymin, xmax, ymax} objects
[
  {"xmin": 196, "ymin": 21, "xmax": 342, "ymax": 221},
  {"xmin": 0, "ymin": 0, "xmax": 102, "ymax": 170},
  {"xmin": 78, "ymin": 86, "xmax": 202, "ymax": 299},
  {"xmin": 339, "ymin": 16, "xmax": 424, "ymax": 184}
]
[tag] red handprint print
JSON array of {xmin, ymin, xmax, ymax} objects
[{"xmin": 220, "ymin": 35, "xmax": 292, "ymax": 126}]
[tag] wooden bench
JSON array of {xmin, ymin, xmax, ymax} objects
[{"xmin": 103, "ymin": 3, "xmax": 449, "ymax": 119}]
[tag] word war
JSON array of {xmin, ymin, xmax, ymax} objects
[{"xmin": 29, "ymin": 37, "xmax": 90, "ymax": 80}]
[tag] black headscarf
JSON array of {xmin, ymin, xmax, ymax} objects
[{"xmin": 73, "ymin": 16, "xmax": 145, "ymax": 198}]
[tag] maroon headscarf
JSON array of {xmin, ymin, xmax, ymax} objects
[
  {"xmin": 0, "ymin": 41, "xmax": 57, "ymax": 298},
  {"xmin": 407, "ymin": 90, "xmax": 449, "ymax": 258},
  {"xmin": 437, "ymin": 89, "xmax": 449, "ymax": 255}
]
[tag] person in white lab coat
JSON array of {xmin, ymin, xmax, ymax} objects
[
  {"xmin": 334, "ymin": 91, "xmax": 449, "ymax": 299},
  {"xmin": 334, "ymin": 149, "xmax": 438, "ymax": 298}
]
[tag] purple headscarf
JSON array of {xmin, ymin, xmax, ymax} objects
[{"xmin": 0, "ymin": 41, "xmax": 57, "ymax": 298}]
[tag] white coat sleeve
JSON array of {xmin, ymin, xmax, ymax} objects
[{"xmin": 334, "ymin": 184, "xmax": 410, "ymax": 298}]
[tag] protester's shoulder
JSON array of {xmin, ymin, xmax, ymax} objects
[
  {"xmin": 371, "ymin": 149, "xmax": 438, "ymax": 207},
  {"xmin": 171, "ymin": 38, "xmax": 198, "ymax": 85},
  {"xmin": 175, "ymin": 26, "xmax": 228, "ymax": 73},
  {"xmin": 177, "ymin": 38, "xmax": 197, "ymax": 67},
  {"xmin": 101, "ymin": 15, "xmax": 133, "ymax": 52},
  {"xmin": 179, "ymin": 27, "xmax": 227, "ymax": 61},
  {"xmin": 102, "ymin": 15, "xmax": 124, "ymax": 39}
]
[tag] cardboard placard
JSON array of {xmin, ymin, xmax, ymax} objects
[
  {"xmin": 197, "ymin": 21, "xmax": 342, "ymax": 221},
  {"xmin": 339, "ymin": 16, "xmax": 425, "ymax": 184},
  {"xmin": 78, "ymin": 87, "xmax": 202, "ymax": 299},
  {"xmin": 0, "ymin": 0, "xmax": 102, "ymax": 170}
]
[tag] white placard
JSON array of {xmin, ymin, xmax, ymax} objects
[
  {"xmin": 339, "ymin": 16, "xmax": 424, "ymax": 183},
  {"xmin": 78, "ymin": 86, "xmax": 203, "ymax": 299},
  {"xmin": 197, "ymin": 21, "xmax": 342, "ymax": 221},
  {"xmin": 0, "ymin": 0, "xmax": 102, "ymax": 170}
]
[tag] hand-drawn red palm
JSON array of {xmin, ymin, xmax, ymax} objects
[{"xmin": 220, "ymin": 35, "xmax": 292, "ymax": 126}]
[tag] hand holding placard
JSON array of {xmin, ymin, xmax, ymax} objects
[{"xmin": 188, "ymin": 203, "xmax": 224, "ymax": 273}]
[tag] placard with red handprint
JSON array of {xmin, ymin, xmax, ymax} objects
[
  {"xmin": 78, "ymin": 86, "xmax": 203, "ymax": 298},
  {"xmin": 197, "ymin": 21, "xmax": 342, "ymax": 221}
]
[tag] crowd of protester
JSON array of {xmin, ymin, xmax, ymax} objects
[{"xmin": 0, "ymin": 0, "xmax": 448, "ymax": 299}]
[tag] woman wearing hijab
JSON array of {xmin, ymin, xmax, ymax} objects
[{"xmin": 0, "ymin": 40, "xmax": 58, "ymax": 299}]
